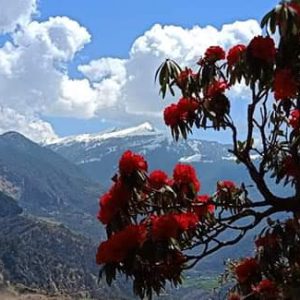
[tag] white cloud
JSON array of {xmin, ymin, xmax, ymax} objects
[
  {"xmin": 78, "ymin": 20, "xmax": 261, "ymax": 123},
  {"xmin": 0, "ymin": 15, "xmax": 93, "ymax": 138},
  {"xmin": 50, "ymin": 76, "xmax": 98, "ymax": 118},
  {"xmin": 14, "ymin": 16, "xmax": 91, "ymax": 61},
  {"xmin": 0, "ymin": 0, "xmax": 37, "ymax": 34},
  {"xmin": 79, "ymin": 57, "xmax": 127, "ymax": 82},
  {"xmin": 78, "ymin": 57, "xmax": 127, "ymax": 116},
  {"xmin": 0, "ymin": 107, "xmax": 57, "ymax": 142},
  {"xmin": 124, "ymin": 21, "xmax": 260, "ymax": 117}
]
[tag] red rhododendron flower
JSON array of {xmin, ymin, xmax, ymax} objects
[
  {"xmin": 289, "ymin": 109, "xmax": 300, "ymax": 129},
  {"xmin": 204, "ymin": 46, "xmax": 226, "ymax": 62},
  {"xmin": 194, "ymin": 194, "xmax": 215, "ymax": 217},
  {"xmin": 164, "ymin": 98, "xmax": 199, "ymax": 127},
  {"xmin": 252, "ymin": 279, "xmax": 278, "ymax": 298},
  {"xmin": 177, "ymin": 97, "xmax": 199, "ymax": 116},
  {"xmin": 98, "ymin": 180, "xmax": 131, "ymax": 225},
  {"xmin": 174, "ymin": 212, "xmax": 199, "ymax": 231},
  {"xmin": 235, "ymin": 258, "xmax": 260, "ymax": 284},
  {"xmin": 173, "ymin": 163, "xmax": 201, "ymax": 192},
  {"xmin": 164, "ymin": 103, "xmax": 180, "ymax": 127},
  {"xmin": 149, "ymin": 170, "xmax": 169, "ymax": 189},
  {"xmin": 151, "ymin": 214, "xmax": 180, "ymax": 240},
  {"xmin": 227, "ymin": 44, "xmax": 246, "ymax": 67},
  {"xmin": 176, "ymin": 68, "xmax": 195, "ymax": 89},
  {"xmin": 274, "ymin": 69, "xmax": 298, "ymax": 101},
  {"xmin": 97, "ymin": 192, "xmax": 115, "ymax": 225},
  {"xmin": 217, "ymin": 180, "xmax": 236, "ymax": 193},
  {"xmin": 248, "ymin": 36, "xmax": 276, "ymax": 63},
  {"xmin": 207, "ymin": 80, "xmax": 230, "ymax": 97},
  {"xmin": 119, "ymin": 150, "xmax": 148, "ymax": 176},
  {"xmin": 151, "ymin": 212, "xmax": 199, "ymax": 240},
  {"xmin": 96, "ymin": 224, "xmax": 147, "ymax": 264},
  {"xmin": 288, "ymin": 2, "xmax": 300, "ymax": 16},
  {"xmin": 255, "ymin": 233, "xmax": 279, "ymax": 249},
  {"xmin": 283, "ymin": 155, "xmax": 300, "ymax": 178}
]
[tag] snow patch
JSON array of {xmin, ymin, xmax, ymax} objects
[
  {"xmin": 222, "ymin": 154, "xmax": 260, "ymax": 161},
  {"xmin": 179, "ymin": 154, "xmax": 203, "ymax": 163}
]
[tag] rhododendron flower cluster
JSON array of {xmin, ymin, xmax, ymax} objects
[
  {"xmin": 96, "ymin": 224, "xmax": 147, "ymax": 264},
  {"xmin": 176, "ymin": 68, "xmax": 195, "ymax": 89},
  {"xmin": 96, "ymin": 150, "xmax": 231, "ymax": 297},
  {"xmin": 247, "ymin": 36, "xmax": 276, "ymax": 63},
  {"xmin": 163, "ymin": 97, "xmax": 199, "ymax": 127},
  {"xmin": 226, "ymin": 217, "xmax": 300, "ymax": 299},
  {"xmin": 177, "ymin": 97, "xmax": 199, "ymax": 115},
  {"xmin": 227, "ymin": 44, "xmax": 246, "ymax": 67},
  {"xmin": 97, "ymin": 180, "xmax": 131, "ymax": 224},
  {"xmin": 289, "ymin": 109, "xmax": 300, "ymax": 129},
  {"xmin": 148, "ymin": 170, "xmax": 170, "ymax": 189},
  {"xmin": 255, "ymin": 233, "xmax": 279, "ymax": 249},
  {"xmin": 288, "ymin": 2, "xmax": 300, "ymax": 15},
  {"xmin": 173, "ymin": 163, "xmax": 200, "ymax": 192},
  {"xmin": 119, "ymin": 150, "xmax": 148, "ymax": 176},
  {"xmin": 282, "ymin": 155, "xmax": 300, "ymax": 179},
  {"xmin": 252, "ymin": 279, "xmax": 278, "ymax": 298},
  {"xmin": 234, "ymin": 257, "xmax": 260, "ymax": 284},
  {"xmin": 217, "ymin": 180, "xmax": 236, "ymax": 193},
  {"xmin": 273, "ymin": 69, "xmax": 298, "ymax": 101},
  {"xmin": 207, "ymin": 80, "xmax": 229, "ymax": 97},
  {"xmin": 204, "ymin": 46, "xmax": 225, "ymax": 62},
  {"xmin": 151, "ymin": 212, "xmax": 199, "ymax": 240},
  {"xmin": 164, "ymin": 103, "xmax": 180, "ymax": 127},
  {"xmin": 194, "ymin": 195, "xmax": 215, "ymax": 217}
]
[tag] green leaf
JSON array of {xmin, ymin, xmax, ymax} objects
[
  {"xmin": 169, "ymin": 84, "xmax": 175, "ymax": 96},
  {"xmin": 270, "ymin": 14, "xmax": 277, "ymax": 34},
  {"xmin": 154, "ymin": 61, "xmax": 165, "ymax": 83},
  {"xmin": 159, "ymin": 62, "xmax": 168, "ymax": 87},
  {"xmin": 260, "ymin": 9, "xmax": 274, "ymax": 29}
]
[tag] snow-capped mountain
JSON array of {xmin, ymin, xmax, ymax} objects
[
  {"xmin": 45, "ymin": 122, "xmax": 250, "ymax": 190},
  {"xmin": 46, "ymin": 122, "xmax": 233, "ymax": 163},
  {"xmin": 48, "ymin": 122, "xmax": 158, "ymax": 145}
]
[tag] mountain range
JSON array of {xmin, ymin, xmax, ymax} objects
[
  {"xmin": 45, "ymin": 122, "xmax": 248, "ymax": 192},
  {"xmin": 0, "ymin": 191, "xmax": 133, "ymax": 299},
  {"xmin": 0, "ymin": 122, "xmax": 288, "ymax": 299}
]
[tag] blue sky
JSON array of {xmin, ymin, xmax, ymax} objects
[
  {"xmin": 37, "ymin": 0, "xmax": 277, "ymax": 59},
  {"xmin": 0, "ymin": 0, "xmax": 279, "ymax": 141}
]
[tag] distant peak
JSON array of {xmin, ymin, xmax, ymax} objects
[
  {"xmin": 45, "ymin": 122, "xmax": 160, "ymax": 146},
  {"xmin": 0, "ymin": 131, "xmax": 41, "ymax": 149},
  {"xmin": 1, "ymin": 131, "xmax": 28, "ymax": 141},
  {"xmin": 135, "ymin": 122, "xmax": 155, "ymax": 132},
  {"xmin": 1, "ymin": 131, "xmax": 23, "ymax": 137}
]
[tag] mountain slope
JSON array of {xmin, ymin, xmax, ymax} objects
[
  {"xmin": 0, "ymin": 192, "xmax": 130, "ymax": 299},
  {"xmin": 0, "ymin": 191, "xmax": 22, "ymax": 217},
  {"xmin": 0, "ymin": 132, "xmax": 102, "ymax": 239}
]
